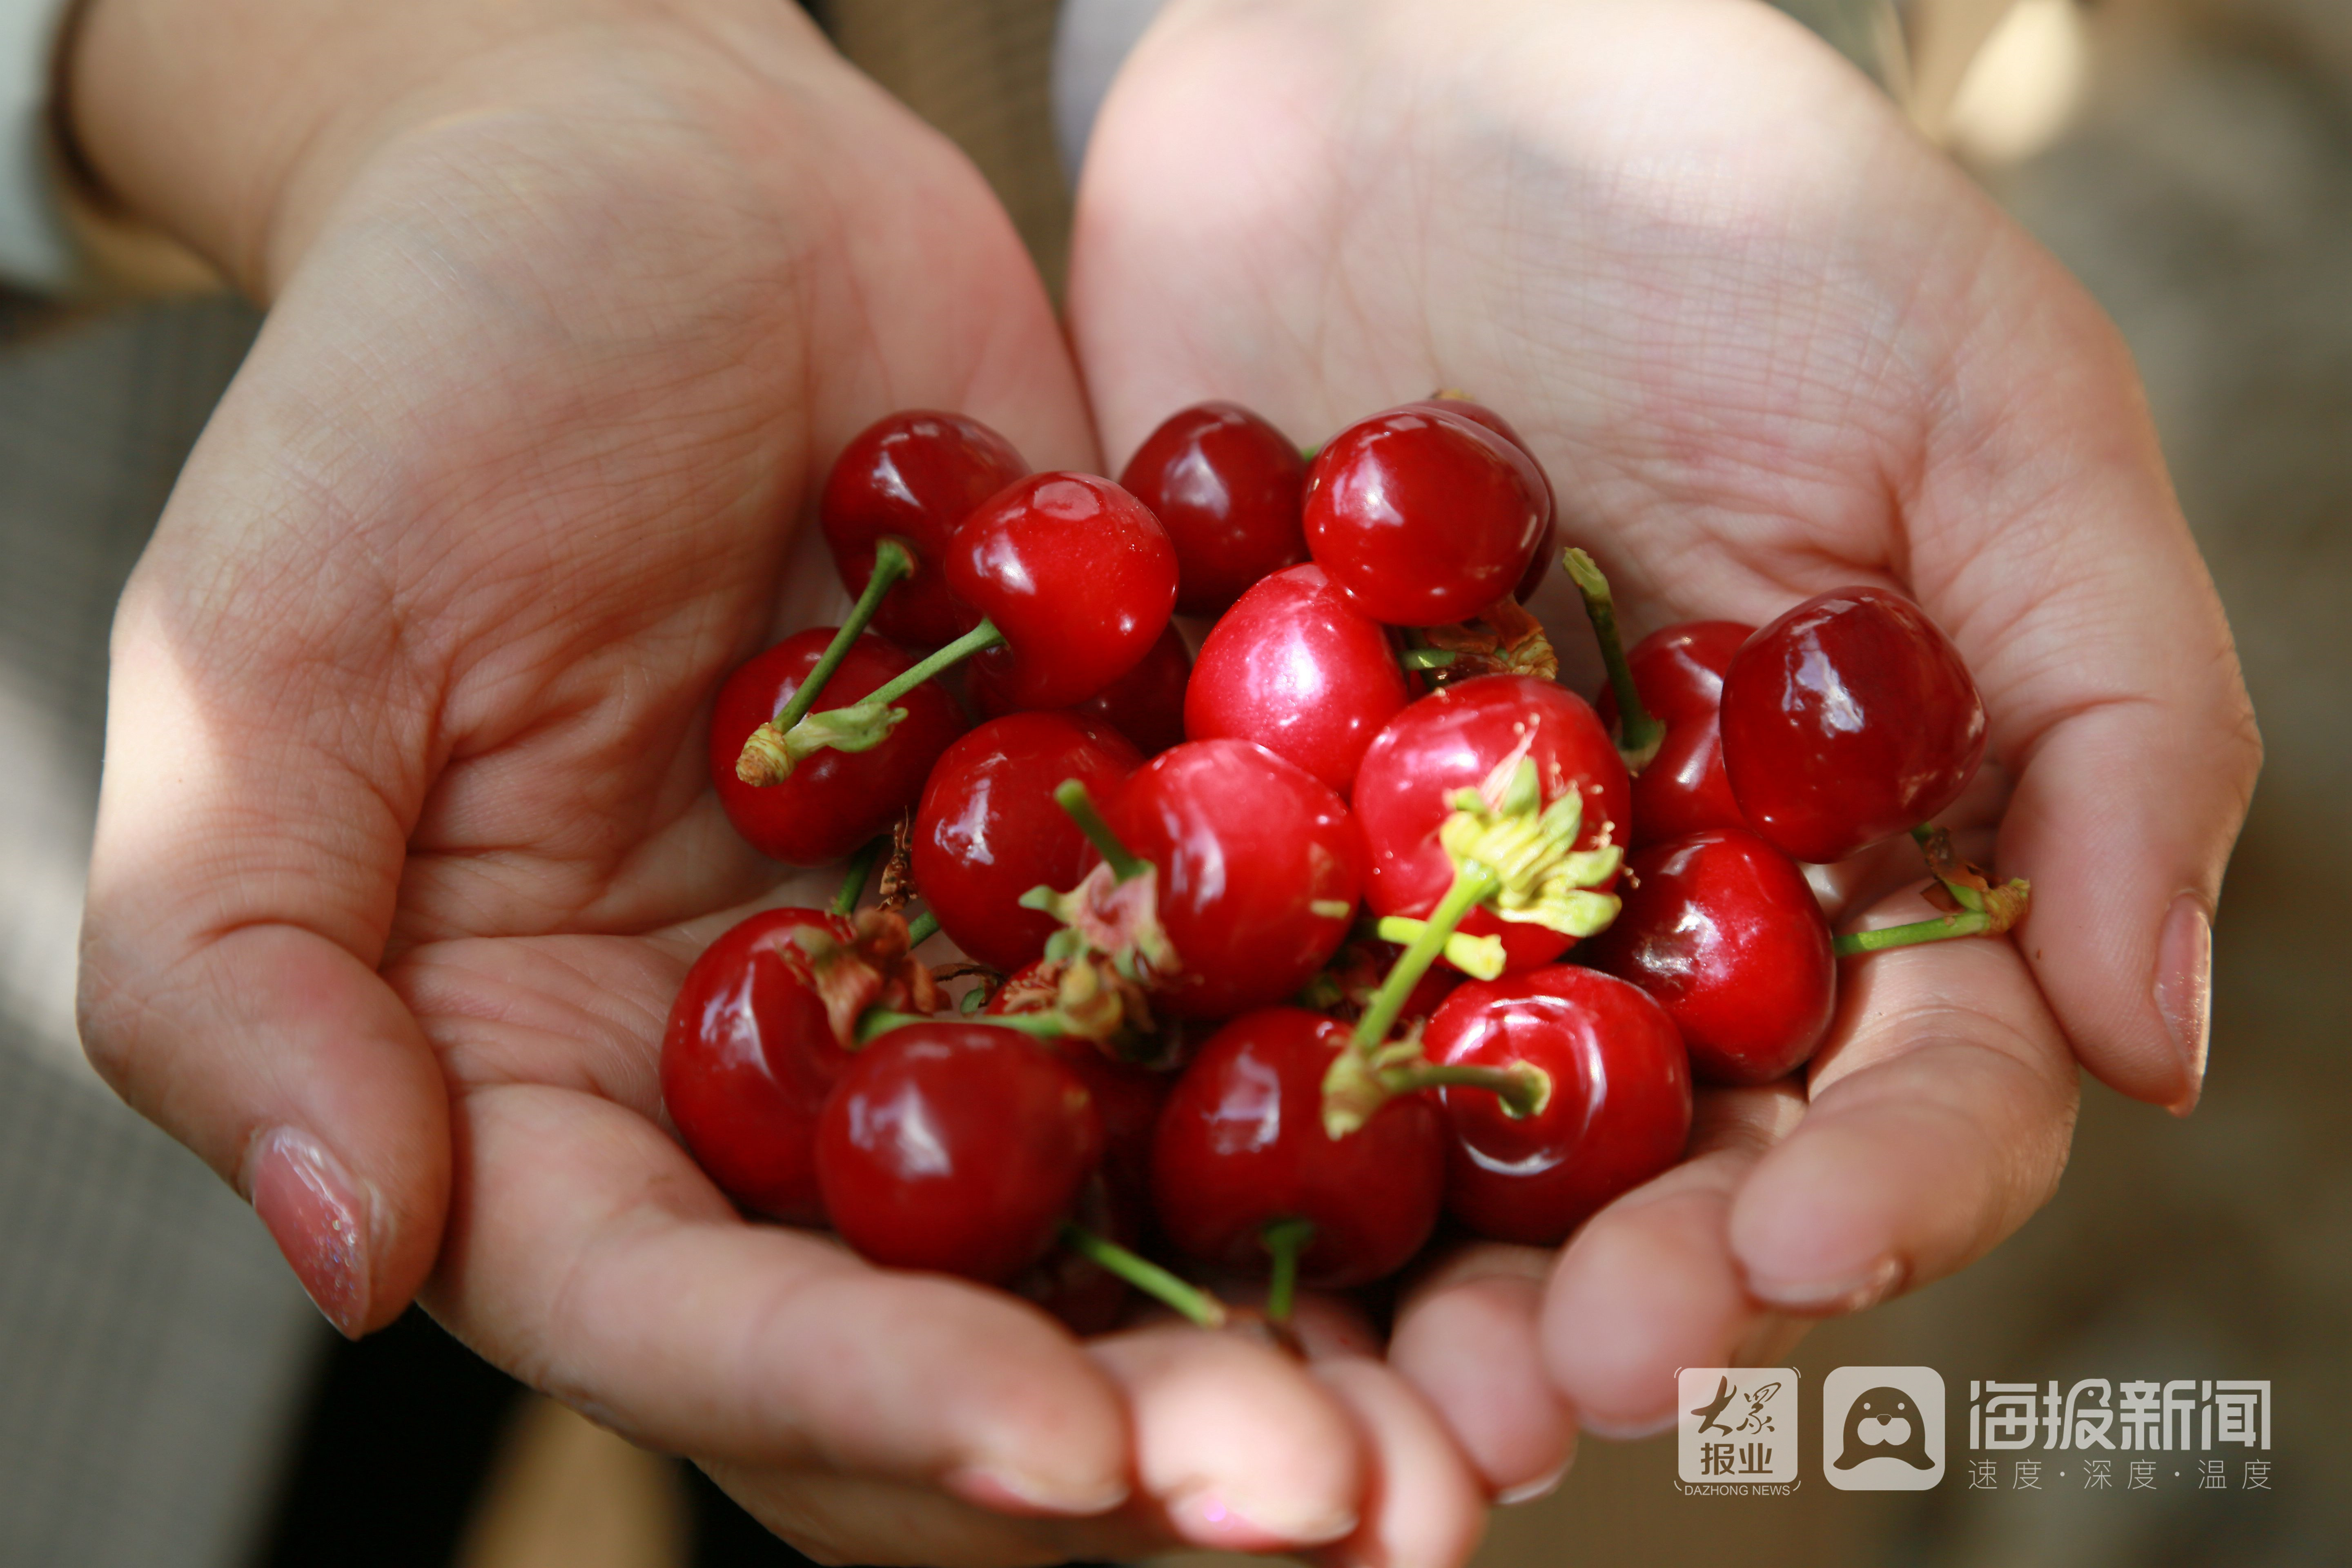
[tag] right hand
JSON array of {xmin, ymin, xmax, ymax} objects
[{"xmin": 69, "ymin": 2, "xmax": 1486, "ymax": 1561}]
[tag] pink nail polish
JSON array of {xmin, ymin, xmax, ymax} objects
[
  {"xmin": 247, "ymin": 1126, "xmax": 370, "ymax": 1336},
  {"xmin": 2154, "ymin": 894, "xmax": 2212, "ymax": 1115}
]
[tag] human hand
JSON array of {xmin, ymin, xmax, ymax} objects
[
  {"xmin": 1071, "ymin": 0, "xmax": 2257, "ymax": 1479},
  {"xmin": 68, "ymin": 1, "xmax": 1486, "ymax": 1560}
]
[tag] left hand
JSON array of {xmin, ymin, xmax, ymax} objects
[{"xmin": 1070, "ymin": 0, "xmax": 2253, "ymax": 1491}]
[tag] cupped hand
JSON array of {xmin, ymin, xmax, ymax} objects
[
  {"xmin": 69, "ymin": 2, "xmax": 1484, "ymax": 1560},
  {"xmin": 1072, "ymin": 0, "xmax": 2257, "ymax": 1484}
]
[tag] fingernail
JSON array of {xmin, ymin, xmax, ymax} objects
[
  {"xmin": 944, "ymin": 1465, "xmax": 1129, "ymax": 1519},
  {"xmin": 1744, "ymin": 1253, "xmax": 1903, "ymax": 1316},
  {"xmin": 1496, "ymin": 1459, "xmax": 1571, "ymax": 1506},
  {"xmin": 246, "ymin": 1126, "xmax": 370, "ymax": 1336},
  {"xmin": 2155, "ymin": 893, "xmax": 2212, "ymax": 1116},
  {"xmin": 1169, "ymin": 1486, "xmax": 1357, "ymax": 1551}
]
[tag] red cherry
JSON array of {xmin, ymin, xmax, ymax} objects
[
  {"xmin": 817, "ymin": 1022, "xmax": 1105, "ymax": 1284},
  {"xmin": 912, "ymin": 713, "xmax": 1142, "ymax": 974},
  {"xmin": 1102, "ymin": 739, "xmax": 1363, "ymax": 1019},
  {"xmin": 945, "ymin": 472, "xmax": 1180, "ymax": 709},
  {"xmin": 819, "ymin": 411, "xmax": 1028, "ymax": 648},
  {"xmin": 1424, "ymin": 964, "xmax": 1692, "ymax": 1245},
  {"xmin": 1593, "ymin": 621, "xmax": 1755, "ymax": 847},
  {"xmin": 1397, "ymin": 397, "xmax": 1557, "ymax": 604},
  {"xmin": 973, "ymin": 621, "xmax": 1193, "ymax": 757},
  {"xmin": 1118, "ymin": 401, "xmax": 1310, "ymax": 615},
  {"xmin": 1303, "ymin": 407, "xmax": 1547, "ymax": 626},
  {"xmin": 1718, "ymin": 588, "xmax": 1988, "ymax": 864},
  {"xmin": 1183, "ymin": 562, "xmax": 1408, "ymax": 792},
  {"xmin": 709, "ymin": 628, "xmax": 966, "ymax": 865},
  {"xmin": 659, "ymin": 908, "xmax": 858, "ymax": 1224},
  {"xmin": 1352, "ymin": 675, "xmax": 1631, "ymax": 973},
  {"xmin": 1150, "ymin": 1008, "xmax": 1444, "ymax": 1287},
  {"xmin": 1579, "ymin": 829, "xmax": 1835, "ymax": 1084}
]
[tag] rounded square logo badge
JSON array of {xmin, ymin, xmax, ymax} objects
[
  {"xmin": 1822, "ymin": 1366, "xmax": 1946, "ymax": 1490},
  {"xmin": 1676, "ymin": 1368, "xmax": 1799, "ymax": 1487}
]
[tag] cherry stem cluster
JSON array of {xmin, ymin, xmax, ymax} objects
[
  {"xmin": 1834, "ymin": 824, "xmax": 2034, "ymax": 956},
  {"xmin": 1060, "ymin": 1222, "xmax": 1228, "ymax": 1329},
  {"xmin": 772, "ymin": 539, "xmax": 915, "ymax": 738},
  {"xmin": 1564, "ymin": 547, "xmax": 1664, "ymax": 773}
]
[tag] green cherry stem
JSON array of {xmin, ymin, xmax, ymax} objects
[
  {"xmin": 1054, "ymin": 779, "xmax": 1150, "ymax": 884},
  {"xmin": 1350, "ymin": 864, "xmax": 1500, "ymax": 1056},
  {"xmin": 738, "ymin": 615, "xmax": 1005, "ymax": 785},
  {"xmin": 1835, "ymin": 910, "xmax": 2007, "ymax": 955},
  {"xmin": 773, "ymin": 538, "xmax": 916, "ymax": 738},
  {"xmin": 1399, "ymin": 646, "xmax": 1457, "ymax": 670},
  {"xmin": 834, "ymin": 837, "xmax": 886, "ymax": 916},
  {"xmin": 860, "ymin": 618, "xmax": 1005, "ymax": 710},
  {"xmin": 1376, "ymin": 1059, "xmax": 1550, "ymax": 1117},
  {"xmin": 1060, "ymin": 1222, "xmax": 1229, "ymax": 1329},
  {"xmin": 1563, "ymin": 547, "xmax": 1664, "ymax": 773},
  {"xmin": 855, "ymin": 1005, "xmax": 1068, "ymax": 1044},
  {"xmin": 903, "ymin": 909, "xmax": 941, "ymax": 947},
  {"xmin": 1835, "ymin": 823, "xmax": 2034, "ymax": 955},
  {"xmin": 1261, "ymin": 1217, "xmax": 1314, "ymax": 1325}
]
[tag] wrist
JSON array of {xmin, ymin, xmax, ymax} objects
[{"xmin": 62, "ymin": 0, "xmax": 819, "ymax": 297}]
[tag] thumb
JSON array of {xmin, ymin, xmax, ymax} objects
[{"xmin": 78, "ymin": 502, "xmax": 450, "ymax": 1336}]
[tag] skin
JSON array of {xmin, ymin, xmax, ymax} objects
[
  {"xmin": 63, "ymin": 0, "xmax": 2256, "ymax": 1562},
  {"xmin": 67, "ymin": 0, "xmax": 1474, "ymax": 1561},
  {"xmin": 1074, "ymin": 0, "xmax": 2255, "ymax": 1497}
]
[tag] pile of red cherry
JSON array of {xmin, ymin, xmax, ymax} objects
[{"xmin": 663, "ymin": 397, "xmax": 2024, "ymax": 1330}]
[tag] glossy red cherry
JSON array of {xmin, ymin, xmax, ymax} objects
[
  {"xmin": 912, "ymin": 713, "xmax": 1141, "ymax": 974},
  {"xmin": 1579, "ymin": 829, "xmax": 1835, "ymax": 1085},
  {"xmin": 1183, "ymin": 563, "xmax": 1408, "ymax": 792},
  {"xmin": 1593, "ymin": 621, "xmax": 1754, "ymax": 847},
  {"xmin": 1303, "ymin": 406, "xmax": 1547, "ymax": 626},
  {"xmin": 945, "ymin": 472, "xmax": 1180, "ymax": 709},
  {"xmin": 660, "ymin": 908, "xmax": 859, "ymax": 1224},
  {"xmin": 1352, "ymin": 675, "xmax": 1632, "ymax": 973},
  {"xmin": 973, "ymin": 621, "xmax": 1192, "ymax": 757},
  {"xmin": 819, "ymin": 411, "xmax": 1028, "ymax": 648},
  {"xmin": 1718, "ymin": 587, "xmax": 1987, "ymax": 864},
  {"xmin": 1150, "ymin": 1008, "xmax": 1444, "ymax": 1287},
  {"xmin": 1424, "ymin": 964, "xmax": 1692, "ymax": 1245},
  {"xmin": 817, "ymin": 1021, "xmax": 1105, "ymax": 1284},
  {"xmin": 1398, "ymin": 397, "xmax": 1557, "ymax": 603},
  {"xmin": 709, "ymin": 628, "xmax": 966, "ymax": 865},
  {"xmin": 1118, "ymin": 401, "xmax": 1310, "ymax": 615},
  {"xmin": 1102, "ymin": 739, "xmax": 1363, "ymax": 1019}
]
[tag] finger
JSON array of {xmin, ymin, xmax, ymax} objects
[
  {"xmin": 701, "ymin": 1466, "xmax": 1164, "ymax": 1568},
  {"xmin": 1307, "ymin": 1358, "xmax": 1488, "ymax": 1568},
  {"xmin": 1540, "ymin": 1083, "xmax": 1808, "ymax": 1437},
  {"xmin": 78, "ymin": 561, "xmax": 450, "ymax": 1336},
  {"xmin": 1390, "ymin": 1245, "xmax": 1576, "ymax": 1501},
  {"xmin": 1730, "ymin": 884, "xmax": 2080, "ymax": 1310},
  {"xmin": 1087, "ymin": 1321, "xmax": 1364, "ymax": 1552},
  {"xmin": 425, "ymin": 1079, "xmax": 1132, "ymax": 1518},
  {"xmin": 1901, "ymin": 218, "xmax": 2258, "ymax": 1111}
]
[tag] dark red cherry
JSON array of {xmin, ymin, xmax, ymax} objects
[
  {"xmin": 1424, "ymin": 964, "xmax": 1692, "ymax": 1245},
  {"xmin": 1579, "ymin": 829, "xmax": 1834, "ymax": 1085},
  {"xmin": 1118, "ymin": 401, "xmax": 1310, "ymax": 615},
  {"xmin": 1150, "ymin": 1008, "xmax": 1444, "ymax": 1287},
  {"xmin": 1183, "ymin": 563, "xmax": 1408, "ymax": 792},
  {"xmin": 1718, "ymin": 588, "xmax": 1988, "ymax": 863},
  {"xmin": 819, "ymin": 411, "xmax": 1028, "ymax": 648},
  {"xmin": 709, "ymin": 628, "xmax": 967, "ymax": 865},
  {"xmin": 660, "ymin": 908, "xmax": 859, "ymax": 1224},
  {"xmin": 817, "ymin": 1022, "xmax": 1105, "ymax": 1284},
  {"xmin": 1303, "ymin": 407, "xmax": 1547, "ymax": 626},
  {"xmin": 1593, "ymin": 621, "xmax": 1754, "ymax": 847},
  {"xmin": 912, "ymin": 713, "xmax": 1142, "ymax": 974},
  {"xmin": 973, "ymin": 621, "xmax": 1193, "ymax": 757},
  {"xmin": 1352, "ymin": 675, "xmax": 1632, "ymax": 974},
  {"xmin": 1103, "ymin": 739, "xmax": 1363, "ymax": 1019},
  {"xmin": 1397, "ymin": 397, "xmax": 1557, "ymax": 604},
  {"xmin": 945, "ymin": 472, "xmax": 1180, "ymax": 709}
]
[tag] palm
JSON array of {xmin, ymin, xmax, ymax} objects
[{"xmin": 1070, "ymin": 0, "xmax": 2251, "ymax": 1453}]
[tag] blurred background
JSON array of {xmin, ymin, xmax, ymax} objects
[{"xmin": 1, "ymin": 0, "xmax": 2344, "ymax": 1564}]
